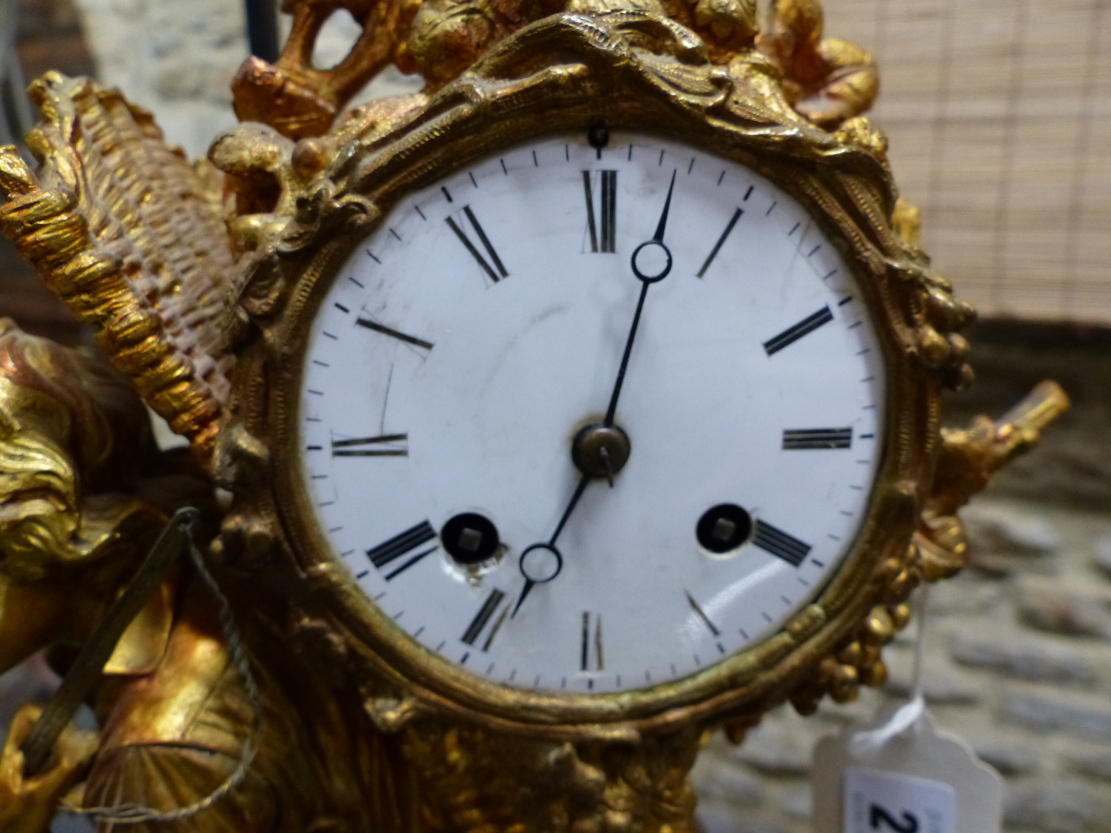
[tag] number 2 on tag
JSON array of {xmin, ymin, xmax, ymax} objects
[
  {"xmin": 845, "ymin": 767, "xmax": 955, "ymax": 833},
  {"xmin": 870, "ymin": 804, "xmax": 919, "ymax": 832}
]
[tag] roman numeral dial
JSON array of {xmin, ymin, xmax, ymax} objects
[
  {"xmin": 446, "ymin": 206, "xmax": 509, "ymax": 282},
  {"xmin": 752, "ymin": 520, "xmax": 812, "ymax": 567},
  {"xmin": 462, "ymin": 589, "xmax": 510, "ymax": 650},
  {"xmin": 583, "ymin": 170, "xmax": 617, "ymax": 253},
  {"xmin": 581, "ymin": 612, "xmax": 604, "ymax": 671},
  {"xmin": 782, "ymin": 428, "xmax": 853, "ymax": 450},
  {"xmin": 297, "ymin": 133, "xmax": 886, "ymax": 696},
  {"xmin": 764, "ymin": 306, "xmax": 834, "ymax": 355},
  {"xmin": 332, "ymin": 434, "xmax": 409, "ymax": 457},
  {"xmin": 355, "ymin": 317, "xmax": 433, "ymax": 351},
  {"xmin": 367, "ymin": 521, "xmax": 437, "ymax": 572}
]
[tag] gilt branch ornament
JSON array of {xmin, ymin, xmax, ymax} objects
[{"xmin": 0, "ymin": 1, "xmax": 1066, "ymax": 831}]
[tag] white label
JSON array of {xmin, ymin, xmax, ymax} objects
[
  {"xmin": 812, "ymin": 705, "xmax": 1002, "ymax": 833},
  {"xmin": 844, "ymin": 767, "xmax": 956, "ymax": 833}
]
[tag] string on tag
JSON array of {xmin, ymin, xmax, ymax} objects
[
  {"xmin": 60, "ymin": 512, "xmax": 262, "ymax": 825},
  {"xmin": 849, "ymin": 586, "xmax": 930, "ymax": 757}
]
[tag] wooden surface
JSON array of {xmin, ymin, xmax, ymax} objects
[{"xmin": 827, "ymin": 0, "xmax": 1111, "ymax": 324}]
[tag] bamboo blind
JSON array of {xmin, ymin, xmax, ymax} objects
[{"xmin": 825, "ymin": 0, "xmax": 1110, "ymax": 324}]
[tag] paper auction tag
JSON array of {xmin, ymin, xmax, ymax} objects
[
  {"xmin": 844, "ymin": 766, "xmax": 955, "ymax": 833},
  {"xmin": 812, "ymin": 703, "xmax": 1002, "ymax": 833}
]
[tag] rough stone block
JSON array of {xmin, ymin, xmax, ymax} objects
[
  {"xmin": 883, "ymin": 648, "xmax": 983, "ymax": 704},
  {"xmin": 1093, "ymin": 531, "xmax": 1111, "ymax": 578},
  {"xmin": 963, "ymin": 501, "xmax": 1063, "ymax": 556},
  {"xmin": 1003, "ymin": 779, "xmax": 1111, "ymax": 833},
  {"xmin": 731, "ymin": 720, "xmax": 816, "ymax": 776},
  {"xmin": 697, "ymin": 804, "xmax": 789, "ymax": 833},
  {"xmin": 778, "ymin": 785, "xmax": 811, "ymax": 821},
  {"xmin": 968, "ymin": 735, "xmax": 1044, "ymax": 776},
  {"xmin": 949, "ymin": 631, "xmax": 1099, "ymax": 685},
  {"xmin": 691, "ymin": 755, "xmax": 766, "ymax": 807},
  {"xmin": 1014, "ymin": 577, "xmax": 1111, "ymax": 640},
  {"xmin": 927, "ymin": 575, "xmax": 1007, "ymax": 615},
  {"xmin": 1063, "ymin": 746, "xmax": 1111, "ymax": 782},
  {"xmin": 1003, "ymin": 691, "xmax": 1111, "ymax": 741}
]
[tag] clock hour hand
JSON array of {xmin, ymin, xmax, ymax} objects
[
  {"xmin": 512, "ymin": 472, "xmax": 590, "ymax": 617},
  {"xmin": 603, "ymin": 169, "xmax": 676, "ymax": 427}
]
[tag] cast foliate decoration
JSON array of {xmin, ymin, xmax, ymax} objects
[
  {"xmin": 231, "ymin": 0, "xmax": 878, "ymax": 139},
  {"xmin": 0, "ymin": 74, "xmax": 238, "ymax": 471},
  {"xmin": 215, "ymin": 8, "xmax": 978, "ymax": 737}
]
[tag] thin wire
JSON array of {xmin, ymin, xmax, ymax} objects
[
  {"xmin": 61, "ymin": 523, "xmax": 262, "ymax": 824},
  {"xmin": 910, "ymin": 585, "xmax": 930, "ymax": 702},
  {"xmin": 848, "ymin": 587, "xmax": 930, "ymax": 757}
]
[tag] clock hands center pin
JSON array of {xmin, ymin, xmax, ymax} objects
[{"xmin": 513, "ymin": 171, "xmax": 677, "ymax": 618}]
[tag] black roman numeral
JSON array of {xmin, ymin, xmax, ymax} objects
[
  {"xmin": 782, "ymin": 427, "xmax": 853, "ymax": 450},
  {"xmin": 462, "ymin": 589, "xmax": 508, "ymax": 649},
  {"xmin": 332, "ymin": 433, "xmax": 408, "ymax": 457},
  {"xmin": 763, "ymin": 306, "xmax": 834, "ymax": 356},
  {"xmin": 580, "ymin": 612, "xmax": 604, "ymax": 671},
  {"xmin": 355, "ymin": 318, "xmax": 433, "ymax": 351},
  {"xmin": 445, "ymin": 206, "xmax": 509, "ymax": 282},
  {"xmin": 367, "ymin": 521, "xmax": 437, "ymax": 574},
  {"xmin": 583, "ymin": 170, "xmax": 617, "ymax": 253},
  {"xmin": 697, "ymin": 207, "xmax": 743, "ymax": 277},
  {"xmin": 752, "ymin": 520, "xmax": 811, "ymax": 567}
]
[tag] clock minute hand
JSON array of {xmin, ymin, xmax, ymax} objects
[
  {"xmin": 603, "ymin": 169, "xmax": 676, "ymax": 427},
  {"xmin": 650, "ymin": 167, "xmax": 677, "ymax": 244},
  {"xmin": 548, "ymin": 472, "xmax": 593, "ymax": 548}
]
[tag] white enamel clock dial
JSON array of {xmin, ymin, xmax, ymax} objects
[{"xmin": 297, "ymin": 131, "xmax": 887, "ymax": 694}]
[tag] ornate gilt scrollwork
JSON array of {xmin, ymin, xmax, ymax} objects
[
  {"xmin": 205, "ymin": 5, "xmax": 978, "ymax": 745},
  {"xmin": 231, "ymin": 0, "xmax": 876, "ymax": 141},
  {"xmin": 0, "ymin": 75, "xmax": 238, "ymax": 472}
]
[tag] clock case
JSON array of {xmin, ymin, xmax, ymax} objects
[{"xmin": 228, "ymin": 10, "xmax": 973, "ymax": 741}]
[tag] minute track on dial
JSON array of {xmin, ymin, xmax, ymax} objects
[{"xmin": 296, "ymin": 133, "xmax": 887, "ymax": 693}]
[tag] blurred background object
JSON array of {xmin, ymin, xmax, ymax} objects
[
  {"xmin": 0, "ymin": 0, "xmax": 93, "ymax": 344},
  {"xmin": 830, "ymin": 0, "xmax": 1110, "ymax": 326},
  {"xmin": 244, "ymin": 0, "xmax": 280, "ymax": 62},
  {"xmin": 0, "ymin": 0, "xmax": 34, "ymax": 148},
  {"xmin": 0, "ymin": 2, "xmax": 1107, "ymax": 832}
]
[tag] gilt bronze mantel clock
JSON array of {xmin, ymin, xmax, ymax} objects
[{"xmin": 0, "ymin": 1, "xmax": 1066, "ymax": 831}]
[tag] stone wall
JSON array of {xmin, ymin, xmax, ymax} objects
[
  {"xmin": 692, "ymin": 323, "xmax": 1111, "ymax": 833},
  {"xmin": 695, "ymin": 497, "xmax": 1111, "ymax": 833}
]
